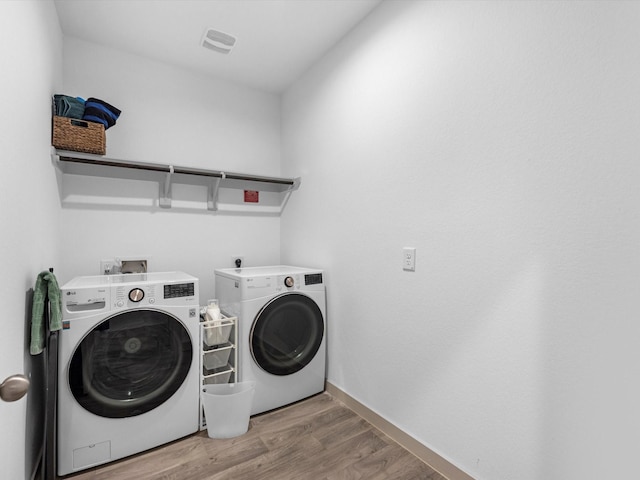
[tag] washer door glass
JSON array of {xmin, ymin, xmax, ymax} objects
[
  {"xmin": 250, "ymin": 293, "xmax": 324, "ymax": 376},
  {"xmin": 68, "ymin": 309, "xmax": 193, "ymax": 418}
]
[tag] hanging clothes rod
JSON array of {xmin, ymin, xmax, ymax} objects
[{"xmin": 54, "ymin": 150, "xmax": 298, "ymax": 187}]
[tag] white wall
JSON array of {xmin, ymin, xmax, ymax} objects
[
  {"xmin": 282, "ymin": 1, "xmax": 640, "ymax": 478},
  {"xmin": 0, "ymin": 1, "xmax": 63, "ymax": 478},
  {"xmin": 58, "ymin": 37, "xmax": 283, "ymax": 298}
]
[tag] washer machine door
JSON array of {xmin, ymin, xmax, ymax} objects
[
  {"xmin": 250, "ymin": 293, "xmax": 324, "ymax": 376},
  {"xmin": 68, "ymin": 309, "xmax": 192, "ymax": 418}
]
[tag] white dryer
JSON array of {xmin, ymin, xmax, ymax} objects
[
  {"xmin": 57, "ymin": 272, "xmax": 200, "ymax": 476},
  {"xmin": 215, "ymin": 266, "xmax": 326, "ymax": 415}
]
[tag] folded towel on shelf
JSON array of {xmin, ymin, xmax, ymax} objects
[
  {"xmin": 30, "ymin": 270, "xmax": 63, "ymax": 355},
  {"xmin": 53, "ymin": 94, "xmax": 85, "ymax": 119},
  {"xmin": 82, "ymin": 97, "xmax": 121, "ymax": 129}
]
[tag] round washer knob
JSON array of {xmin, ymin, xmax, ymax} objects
[
  {"xmin": 284, "ymin": 276, "xmax": 295, "ymax": 288},
  {"xmin": 128, "ymin": 288, "xmax": 145, "ymax": 302}
]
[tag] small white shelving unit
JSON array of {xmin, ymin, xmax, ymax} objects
[
  {"xmin": 51, "ymin": 148, "xmax": 300, "ymax": 215},
  {"xmin": 199, "ymin": 314, "xmax": 237, "ymax": 430}
]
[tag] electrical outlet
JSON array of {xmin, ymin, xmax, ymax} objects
[
  {"xmin": 232, "ymin": 255, "xmax": 244, "ymax": 268},
  {"xmin": 403, "ymin": 247, "xmax": 416, "ymax": 271},
  {"xmin": 100, "ymin": 259, "xmax": 116, "ymax": 275}
]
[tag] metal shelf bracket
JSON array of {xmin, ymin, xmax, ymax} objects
[
  {"xmin": 159, "ymin": 165, "xmax": 174, "ymax": 208},
  {"xmin": 207, "ymin": 175, "xmax": 223, "ymax": 211}
]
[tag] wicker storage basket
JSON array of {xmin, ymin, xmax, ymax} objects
[{"xmin": 52, "ymin": 116, "xmax": 106, "ymax": 155}]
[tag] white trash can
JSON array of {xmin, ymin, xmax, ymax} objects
[{"xmin": 201, "ymin": 381, "xmax": 256, "ymax": 439}]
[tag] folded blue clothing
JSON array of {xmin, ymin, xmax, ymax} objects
[
  {"xmin": 82, "ymin": 97, "xmax": 121, "ymax": 129},
  {"xmin": 53, "ymin": 94, "xmax": 85, "ymax": 119}
]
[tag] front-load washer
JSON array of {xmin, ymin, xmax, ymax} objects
[
  {"xmin": 57, "ymin": 272, "xmax": 200, "ymax": 476},
  {"xmin": 214, "ymin": 266, "xmax": 326, "ymax": 415}
]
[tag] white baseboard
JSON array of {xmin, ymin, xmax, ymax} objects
[{"xmin": 325, "ymin": 382, "xmax": 474, "ymax": 480}]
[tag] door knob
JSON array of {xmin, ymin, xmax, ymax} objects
[{"xmin": 0, "ymin": 374, "xmax": 29, "ymax": 402}]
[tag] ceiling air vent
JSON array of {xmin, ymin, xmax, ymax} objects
[{"xmin": 201, "ymin": 28, "xmax": 236, "ymax": 54}]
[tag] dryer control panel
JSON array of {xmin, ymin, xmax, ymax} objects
[
  {"xmin": 279, "ymin": 272, "xmax": 324, "ymax": 291},
  {"xmin": 214, "ymin": 267, "xmax": 325, "ymax": 302},
  {"xmin": 304, "ymin": 273, "xmax": 323, "ymax": 285},
  {"xmin": 278, "ymin": 274, "xmax": 302, "ymax": 291}
]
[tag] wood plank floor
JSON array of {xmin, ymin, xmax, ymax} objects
[{"xmin": 65, "ymin": 392, "xmax": 447, "ymax": 480}]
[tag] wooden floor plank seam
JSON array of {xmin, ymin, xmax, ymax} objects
[{"xmin": 65, "ymin": 392, "xmax": 446, "ymax": 480}]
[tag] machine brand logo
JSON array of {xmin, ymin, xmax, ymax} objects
[{"xmin": 66, "ymin": 291, "xmax": 76, "ymax": 296}]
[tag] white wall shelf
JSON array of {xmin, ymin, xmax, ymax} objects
[{"xmin": 51, "ymin": 148, "xmax": 300, "ymax": 215}]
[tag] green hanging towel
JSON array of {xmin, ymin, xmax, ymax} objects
[{"xmin": 30, "ymin": 270, "xmax": 63, "ymax": 355}]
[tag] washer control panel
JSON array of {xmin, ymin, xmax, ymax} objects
[
  {"xmin": 112, "ymin": 281, "xmax": 196, "ymax": 308},
  {"xmin": 115, "ymin": 283, "xmax": 157, "ymax": 307},
  {"xmin": 128, "ymin": 288, "xmax": 145, "ymax": 302},
  {"xmin": 164, "ymin": 282, "xmax": 195, "ymax": 299},
  {"xmin": 61, "ymin": 273, "xmax": 199, "ymax": 317}
]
